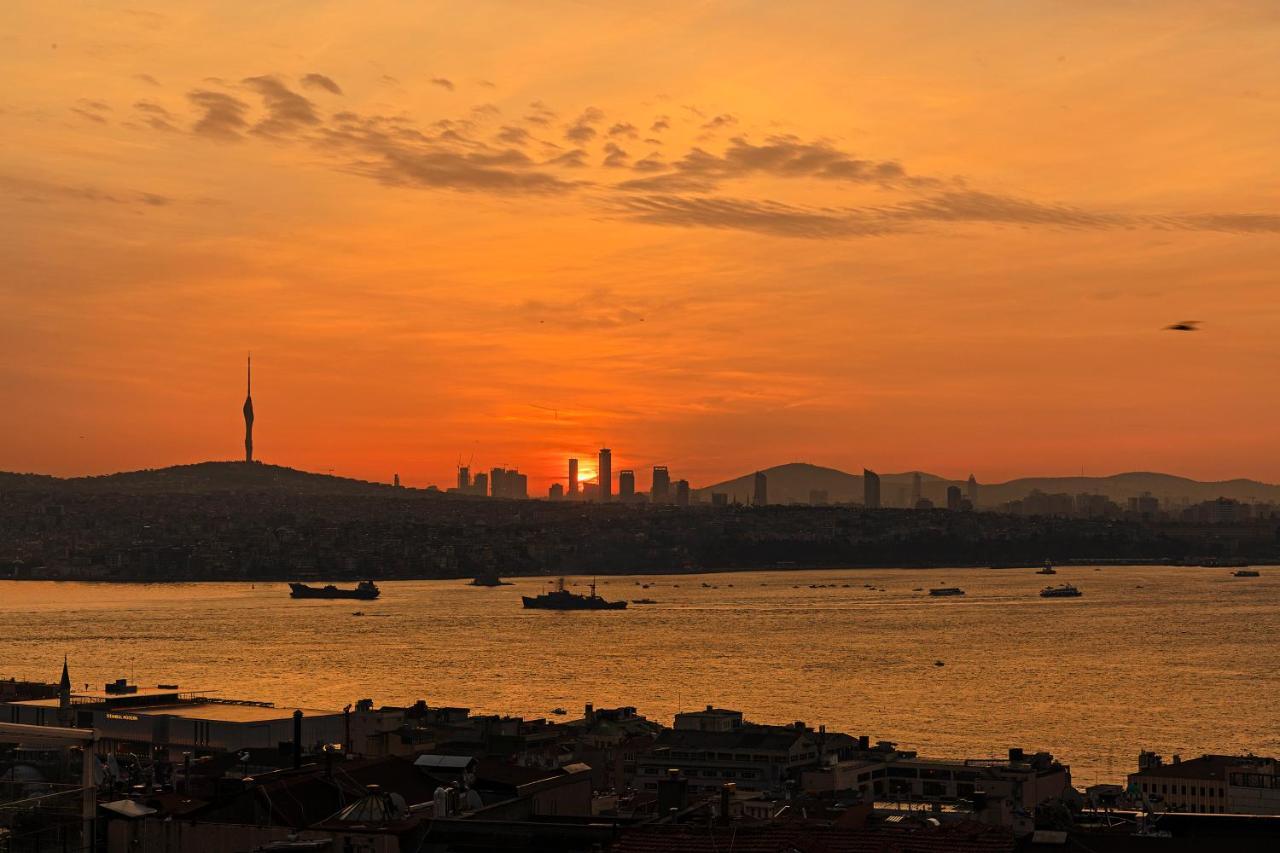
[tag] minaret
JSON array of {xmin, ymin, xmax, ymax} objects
[
  {"xmin": 243, "ymin": 354, "xmax": 255, "ymax": 463},
  {"xmin": 58, "ymin": 655, "xmax": 73, "ymax": 727}
]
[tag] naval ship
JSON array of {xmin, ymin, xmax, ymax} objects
[{"xmin": 522, "ymin": 578, "xmax": 627, "ymax": 610}]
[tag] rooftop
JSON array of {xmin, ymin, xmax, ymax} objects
[
  {"xmin": 1130, "ymin": 755, "xmax": 1238, "ymax": 782},
  {"xmin": 655, "ymin": 727, "xmax": 808, "ymax": 752},
  {"xmin": 611, "ymin": 820, "xmax": 1015, "ymax": 853},
  {"xmin": 132, "ymin": 702, "xmax": 337, "ymax": 723}
]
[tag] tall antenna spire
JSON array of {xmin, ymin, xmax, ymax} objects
[{"xmin": 243, "ymin": 353, "xmax": 255, "ymax": 464}]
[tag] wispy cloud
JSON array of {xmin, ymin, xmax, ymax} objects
[
  {"xmin": 430, "ymin": 77, "xmax": 455, "ymax": 92},
  {"xmin": 114, "ymin": 74, "xmax": 1280, "ymax": 238},
  {"xmin": 301, "ymin": 73, "xmax": 343, "ymax": 95},
  {"xmin": 132, "ymin": 100, "xmax": 176, "ymax": 131},
  {"xmin": 242, "ymin": 76, "xmax": 321, "ymax": 137},
  {"xmin": 318, "ymin": 112, "xmax": 582, "ymax": 193},
  {"xmin": 613, "ymin": 195, "xmax": 894, "ymax": 238},
  {"xmin": 564, "ymin": 107, "xmax": 604, "ymax": 143},
  {"xmin": 521, "ymin": 287, "xmax": 649, "ymax": 329},
  {"xmin": 187, "ymin": 89, "xmax": 250, "ymax": 140},
  {"xmin": 612, "ymin": 190, "xmax": 1280, "ymax": 238},
  {"xmin": 618, "ymin": 135, "xmax": 914, "ymax": 193},
  {"xmin": 0, "ymin": 174, "xmax": 172, "ymax": 208}
]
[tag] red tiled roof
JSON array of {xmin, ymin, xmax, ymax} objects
[{"xmin": 611, "ymin": 820, "xmax": 1014, "ymax": 853}]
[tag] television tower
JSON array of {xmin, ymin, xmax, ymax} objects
[{"xmin": 243, "ymin": 354, "xmax": 255, "ymax": 463}]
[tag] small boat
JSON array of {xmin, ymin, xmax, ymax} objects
[
  {"xmin": 632, "ymin": 598, "xmax": 657, "ymax": 604},
  {"xmin": 929, "ymin": 587, "xmax": 965, "ymax": 597},
  {"xmin": 551, "ymin": 707, "xmax": 567, "ymax": 716},
  {"xmin": 1232, "ymin": 569, "xmax": 1260, "ymax": 577},
  {"xmin": 1040, "ymin": 583, "xmax": 1082, "ymax": 598},
  {"xmin": 470, "ymin": 573, "xmax": 512, "ymax": 587},
  {"xmin": 289, "ymin": 580, "xmax": 380, "ymax": 600},
  {"xmin": 934, "ymin": 660, "xmax": 945, "ymax": 667},
  {"xmin": 1037, "ymin": 561, "xmax": 1057, "ymax": 575},
  {"xmin": 352, "ymin": 611, "xmax": 365, "ymax": 617}
]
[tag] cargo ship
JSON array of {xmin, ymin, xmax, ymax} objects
[
  {"xmin": 289, "ymin": 580, "xmax": 380, "ymax": 600},
  {"xmin": 522, "ymin": 578, "xmax": 627, "ymax": 610}
]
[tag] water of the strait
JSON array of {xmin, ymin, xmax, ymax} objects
[{"xmin": 2, "ymin": 565, "xmax": 1276, "ymax": 786}]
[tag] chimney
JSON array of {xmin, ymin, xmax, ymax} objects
[
  {"xmin": 719, "ymin": 783, "xmax": 736, "ymax": 825},
  {"xmin": 292, "ymin": 710, "xmax": 303, "ymax": 770},
  {"xmin": 657, "ymin": 769, "xmax": 688, "ymax": 816},
  {"xmin": 858, "ymin": 735, "xmax": 870, "ymax": 751},
  {"xmin": 585, "ymin": 703, "xmax": 595, "ymax": 724}
]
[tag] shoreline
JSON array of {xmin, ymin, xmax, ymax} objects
[{"xmin": 1, "ymin": 558, "xmax": 1271, "ymax": 584}]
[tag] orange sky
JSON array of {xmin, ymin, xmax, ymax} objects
[{"xmin": 2, "ymin": 1, "xmax": 1279, "ymax": 492}]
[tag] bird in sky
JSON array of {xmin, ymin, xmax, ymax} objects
[{"xmin": 1164, "ymin": 320, "xmax": 1201, "ymax": 331}]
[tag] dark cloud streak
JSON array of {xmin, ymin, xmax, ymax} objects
[
  {"xmin": 301, "ymin": 73, "xmax": 343, "ymax": 95},
  {"xmin": 187, "ymin": 89, "xmax": 250, "ymax": 140},
  {"xmin": 242, "ymin": 76, "xmax": 321, "ymax": 137}
]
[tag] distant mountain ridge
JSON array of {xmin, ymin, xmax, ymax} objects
[
  {"xmin": 694, "ymin": 462, "xmax": 1280, "ymax": 507},
  {"xmin": 2, "ymin": 460, "xmax": 1277, "ymax": 505},
  {"xmin": 0, "ymin": 461, "xmax": 407, "ymax": 496}
]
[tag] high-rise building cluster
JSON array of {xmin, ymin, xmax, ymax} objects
[
  {"xmin": 545, "ymin": 450, "xmax": 690, "ymax": 506},
  {"xmin": 446, "ymin": 464, "xmax": 525, "ymax": 499}
]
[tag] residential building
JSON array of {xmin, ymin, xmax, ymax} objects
[{"xmin": 1128, "ymin": 752, "xmax": 1280, "ymax": 814}]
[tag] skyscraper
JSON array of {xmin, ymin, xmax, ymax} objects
[
  {"xmin": 863, "ymin": 468, "xmax": 881, "ymax": 509},
  {"xmin": 458, "ymin": 466, "xmax": 471, "ymax": 492},
  {"xmin": 549, "ymin": 483, "xmax": 564, "ymax": 500},
  {"xmin": 243, "ymin": 354, "xmax": 254, "ymax": 463},
  {"xmin": 947, "ymin": 485, "xmax": 963, "ymax": 511},
  {"xmin": 568, "ymin": 458, "xmax": 579, "ymax": 496},
  {"xmin": 910, "ymin": 471, "xmax": 922, "ymax": 507},
  {"xmin": 598, "ymin": 448, "xmax": 612, "ymax": 501},
  {"xmin": 675, "ymin": 479, "xmax": 690, "ymax": 507},
  {"xmin": 651, "ymin": 466, "xmax": 670, "ymax": 503},
  {"xmin": 967, "ymin": 474, "xmax": 979, "ymax": 508},
  {"xmin": 619, "ymin": 469, "xmax": 635, "ymax": 499},
  {"xmin": 753, "ymin": 471, "xmax": 768, "ymax": 506},
  {"xmin": 472, "ymin": 472, "xmax": 488, "ymax": 497}
]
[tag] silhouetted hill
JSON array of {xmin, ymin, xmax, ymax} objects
[
  {"xmin": 694, "ymin": 463, "xmax": 1280, "ymax": 507},
  {"xmin": 0, "ymin": 462, "xmax": 410, "ymax": 496},
  {"xmin": 979, "ymin": 472, "xmax": 1280, "ymax": 506}
]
